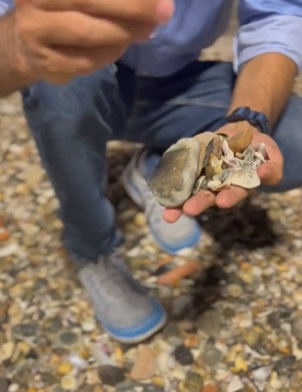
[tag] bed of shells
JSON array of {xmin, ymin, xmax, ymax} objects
[{"xmin": 1, "ymin": 92, "xmax": 302, "ymax": 392}]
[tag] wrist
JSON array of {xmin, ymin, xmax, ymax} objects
[
  {"xmin": 217, "ymin": 120, "xmax": 259, "ymax": 139},
  {"xmin": 226, "ymin": 106, "xmax": 271, "ymax": 135},
  {"xmin": 8, "ymin": 12, "xmax": 36, "ymax": 86}
]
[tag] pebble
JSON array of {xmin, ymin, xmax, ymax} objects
[
  {"xmin": 202, "ymin": 384, "xmax": 219, "ymax": 392},
  {"xmin": 1, "ymin": 342, "xmax": 15, "ymax": 361},
  {"xmin": 130, "ymin": 345, "xmax": 156, "ymax": 381},
  {"xmin": 81, "ymin": 318, "xmax": 96, "ymax": 333},
  {"xmin": 227, "ymin": 376, "xmax": 243, "ymax": 392},
  {"xmin": 251, "ymin": 366, "xmax": 271, "ymax": 382},
  {"xmin": 57, "ymin": 362, "xmax": 73, "ymax": 375},
  {"xmin": 98, "ymin": 365, "xmax": 125, "ymax": 386},
  {"xmin": 0, "ymin": 243, "xmax": 18, "ymax": 258},
  {"xmin": 291, "ymin": 317, "xmax": 302, "ymax": 340},
  {"xmin": 60, "ymin": 375, "xmax": 77, "ymax": 391},
  {"xmin": 181, "ymin": 372, "xmax": 203, "ymax": 392},
  {"xmin": 172, "ymin": 295, "xmax": 192, "ymax": 316},
  {"xmin": 0, "ymin": 378, "xmax": 9, "ymax": 392},
  {"xmin": 197, "ymin": 309, "xmax": 221, "ymax": 337},
  {"xmin": 203, "ymin": 347, "xmax": 223, "ymax": 367},
  {"xmin": 58, "ymin": 332, "xmax": 79, "ymax": 346},
  {"xmin": 174, "ymin": 345, "xmax": 194, "ymax": 366},
  {"xmin": 12, "ymin": 322, "xmax": 38, "ymax": 338},
  {"xmin": 8, "ymin": 385, "xmax": 19, "ymax": 392},
  {"xmin": 226, "ymin": 284, "xmax": 244, "ymax": 298}
]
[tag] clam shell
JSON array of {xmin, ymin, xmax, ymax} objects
[{"xmin": 208, "ymin": 168, "xmax": 261, "ymax": 191}]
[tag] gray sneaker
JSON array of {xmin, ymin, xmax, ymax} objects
[
  {"xmin": 121, "ymin": 149, "xmax": 202, "ymax": 254},
  {"xmin": 78, "ymin": 250, "xmax": 167, "ymax": 343}
]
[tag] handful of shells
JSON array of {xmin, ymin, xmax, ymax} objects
[{"xmin": 147, "ymin": 129, "xmax": 268, "ymax": 208}]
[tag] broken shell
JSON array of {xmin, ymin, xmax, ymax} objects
[
  {"xmin": 208, "ymin": 168, "xmax": 261, "ymax": 191},
  {"xmin": 204, "ymin": 137, "xmax": 223, "ymax": 179}
]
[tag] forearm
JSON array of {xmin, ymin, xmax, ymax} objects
[
  {"xmin": 229, "ymin": 53, "xmax": 297, "ymax": 128},
  {"xmin": 0, "ymin": 12, "xmax": 33, "ymax": 98}
]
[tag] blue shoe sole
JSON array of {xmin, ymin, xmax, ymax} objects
[
  {"xmin": 150, "ymin": 223, "xmax": 202, "ymax": 254},
  {"xmin": 100, "ymin": 299, "xmax": 167, "ymax": 343},
  {"xmin": 121, "ymin": 167, "xmax": 202, "ymax": 254}
]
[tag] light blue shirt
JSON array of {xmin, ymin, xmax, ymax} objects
[{"xmin": 2, "ymin": 0, "xmax": 302, "ymax": 77}]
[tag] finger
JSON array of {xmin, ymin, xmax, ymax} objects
[
  {"xmin": 23, "ymin": 11, "xmax": 155, "ymax": 47},
  {"xmin": 33, "ymin": 44, "xmax": 127, "ymax": 79},
  {"xmin": 32, "ymin": 0, "xmax": 174, "ymax": 24},
  {"xmin": 182, "ymin": 190, "xmax": 216, "ymax": 216},
  {"xmin": 215, "ymin": 186, "xmax": 248, "ymax": 209},
  {"xmin": 163, "ymin": 208, "xmax": 183, "ymax": 223},
  {"xmin": 257, "ymin": 162, "xmax": 283, "ymax": 186}
]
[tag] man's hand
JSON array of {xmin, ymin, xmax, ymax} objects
[
  {"xmin": 163, "ymin": 121, "xmax": 284, "ymax": 223},
  {"xmin": 13, "ymin": 0, "xmax": 174, "ymax": 84}
]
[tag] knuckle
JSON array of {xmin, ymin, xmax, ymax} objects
[{"xmin": 127, "ymin": 2, "xmax": 157, "ymax": 22}]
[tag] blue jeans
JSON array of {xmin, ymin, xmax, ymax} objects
[{"xmin": 22, "ymin": 61, "xmax": 302, "ymax": 261}]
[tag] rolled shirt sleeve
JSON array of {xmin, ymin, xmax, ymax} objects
[
  {"xmin": 233, "ymin": 0, "xmax": 302, "ymax": 73},
  {"xmin": 0, "ymin": 0, "xmax": 14, "ymax": 16}
]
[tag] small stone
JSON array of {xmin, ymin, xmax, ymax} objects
[
  {"xmin": 12, "ymin": 322, "xmax": 38, "ymax": 337},
  {"xmin": 81, "ymin": 318, "xmax": 96, "ymax": 333},
  {"xmin": 274, "ymin": 355, "xmax": 296, "ymax": 375},
  {"xmin": 270, "ymin": 372, "xmax": 283, "ymax": 390},
  {"xmin": 58, "ymin": 331, "xmax": 79, "ymax": 346},
  {"xmin": 134, "ymin": 213, "xmax": 146, "ymax": 227},
  {"xmin": 61, "ymin": 375, "xmax": 77, "ymax": 390},
  {"xmin": 292, "ymin": 318, "xmax": 302, "ymax": 340},
  {"xmin": 251, "ymin": 366, "xmax": 271, "ymax": 382},
  {"xmin": 0, "ymin": 377, "xmax": 9, "ymax": 392},
  {"xmin": 174, "ymin": 344, "xmax": 194, "ymax": 366},
  {"xmin": 238, "ymin": 270, "xmax": 253, "ymax": 285},
  {"xmin": 57, "ymin": 362, "xmax": 73, "ymax": 375},
  {"xmin": 129, "ymin": 345, "xmax": 156, "ymax": 381},
  {"xmin": 19, "ymin": 222, "xmax": 39, "ymax": 237},
  {"xmin": 0, "ymin": 243, "xmax": 18, "ymax": 258},
  {"xmin": 182, "ymin": 372, "xmax": 203, "ymax": 392},
  {"xmin": 197, "ymin": 309, "xmax": 221, "ymax": 337},
  {"xmin": 68, "ymin": 353, "xmax": 88, "ymax": 369},
  {"xmin": 267, "ymin": 311, "xmax": 281, "ymax": 328},
  {"xmin": 234, "ymin": 357, "xmax": 248, "ymax": 373},
  {"xmin": 172, "ymin": 295, "xmax": 192, "ymax": 316},
  {"xmin": 152, "ymin": 377, "xmax": 165, "ymax": 388},
  {"xmin": 242, "ymin": 327, "xmax": 263, "ymax": 347},
  {"xmin": 227, "ymin": 376, "xmax": 243, "ymax": 392},
  {"xmin": 98, "ymin": 365, "xmax": 125, "ymax": 386},
  {"xmin": 23, "ymin": 164, "xmax": 45, "ymax": 187},
  {"xmin": 47, "ymin": 317, "xmax": 64, "ymax": 334},
  {"xmin": 223, "ymin": 307, "xmax": 235, "ymax": 319},
  {"xmin": 202, "ymin": 384, "xmax": 219, "ymax": 392},
  {"xmin": 8, "ymin": 385, "xmax": 19, "ymax": 392},
  {"xmin": 142, "ymin": 385, "xmax": 164, "ymax": 392},
  {"xmin": 162, "ymin": 322, "xmax": 179, "ymax": 339},
  {"xmin": 0, "ymin": 229, "xmax": 10, "ymax": 242},
  {"xmin": 227, "ymin": 284, "xmax": 243, "ymax": 298},
  {"xmin": 1, "ymin": 341, "xmax": 15, "ymax": 361},
  {"xmin": 203, "ymin": 347, "xmax": 223, "ymax": 367}
]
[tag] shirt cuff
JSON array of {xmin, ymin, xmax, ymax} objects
[
  {"xmin": 0, "ymin": 4, "xmax": 9, "ymax": 16},
  {"xmin": 233, "ymin": 14, "xmax": 302, "ymax": 74}
]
